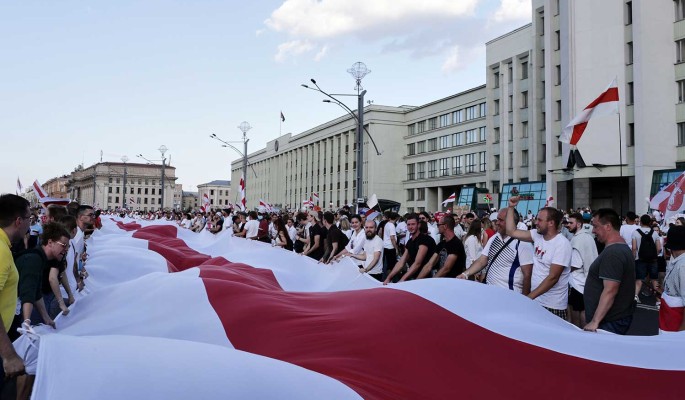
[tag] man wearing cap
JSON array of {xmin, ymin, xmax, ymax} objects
[
  {"xmin": 660, "ymin": 225, "xmax": 685, "ymax": 332},
  {"xmin": 583, "ymin": 209, "xmax": 635, "ymax": 334}
]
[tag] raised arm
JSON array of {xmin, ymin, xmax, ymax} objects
[{"xmin": 505, "ymin": 197, "xmax": 532, "ymax": 243}]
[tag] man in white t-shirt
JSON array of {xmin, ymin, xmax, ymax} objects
[
  {"xmin": 243, "ymin": 211, "xmax": 260, "ymax": 240},
  {"xmin": 619, "ymin": 211, "xmax": 639, "ymax": 246},
  {"xmin": 506, "ymin": 198, "xmax": 572, "ymax": 319},
  {"xmin": 566, "ymin": 213, "xmax": 598, "ymax": 328},
  {"xmin": 348, "ymin": 220, "xmax": 383, "ymax": 281},
  {"xmin": 381, "ymin": 211, "xmax": 400, "ymax": 277}
]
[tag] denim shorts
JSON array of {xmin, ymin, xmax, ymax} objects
[{"xmin": 635, "ymin": 259, "xmax": 658, "ymax": 280}]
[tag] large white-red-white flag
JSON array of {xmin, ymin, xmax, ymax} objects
[
  {"xmin": 239, "ymin": 173, "xmax": 246, "ymax": 211},
  {"xmin": 650, "ymin": 171, "xmax": 685, "ymax": 220},
  {"xmin": 13, "ymin": 218, "xmax": 685, "ymax": 399},
  {"xmin": 559, "ymin": 78, "xmax": 619, "ymax": 145}
]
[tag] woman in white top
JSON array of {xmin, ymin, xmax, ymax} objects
[
  {"xmin": 463, "ymin": 219, "xmax": 484, "ymax": 278},
  {"xmin": 339, "ymin": 217, "xmax": 353, "ymax": 240}
]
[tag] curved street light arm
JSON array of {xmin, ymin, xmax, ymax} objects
[{"xmin": 323, "ymin": 99, "xmax": 383, "ymax": 156}]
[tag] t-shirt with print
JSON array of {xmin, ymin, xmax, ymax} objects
[
  {"xmin": 529, "ymin": 229, "xmax": 572, "ymax": 310},
  {"xmin": 435, "ymin": 236, "xmax": 466, "ymax": 278}
]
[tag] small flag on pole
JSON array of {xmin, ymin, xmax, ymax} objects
[
  {"xmin": 280, "ymin": 111, "xmax": 285, "ymax": 122},
  {"xmin": 442, "ymin": 192, "xmax": 456, "ymax": 206},
  {"xmin": 16, "ymin": 177, "xmax": 23, "ymax": 194}
]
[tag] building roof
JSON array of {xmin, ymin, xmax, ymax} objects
[
  {"xmin": 198, "ymin": 180, "xmax": 231, "ymax": 187},
  {"xmin": 182, "ymin": 191, "xmax": 199, "ymax": 196}
]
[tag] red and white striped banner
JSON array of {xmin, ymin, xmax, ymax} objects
[
  {"xmin": 559, "ymin": 78, "xmax": 619, "ymax": 145},
  {"xmin": 239, "ymin": 173, "xmax": 246, "ymax": 211},
  {"xmin": 16, "ymin": 218, "xmax": 685, "ymax": 399}
]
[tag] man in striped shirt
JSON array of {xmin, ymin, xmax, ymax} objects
[{"xmin": 458, "ymin": 208, "xmax": 533, "ymax": 294}]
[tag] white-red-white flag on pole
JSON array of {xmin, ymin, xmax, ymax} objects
[
  {"xmin": 32, "ymin": 180, "xmax": 47, "ymax": 200},
  {"xmin": 559, "ymin": 78, "xmax": 619, "ymax": 145},
  {"xmin": 302, "ymin": 199, "xmax": 314, "ymax": 208},
  {"xmin": 442, "ymin": 192, "xmax": 456, "ymax": 207},
  {"xmin": 201, "ymin": 193, "xmax": 211, "ymax": 212},
  {"xmin": 16, "ymin": 177, "xmax": 23, "ymax": 195},
  {"xmin": 311, "ymin": 192, "xmax": 320, "ymax": 204},
  {"xmin": 545, "ymin": 196, "xmax": 555, "ymax": 207},
  {"xmin": 259, "ymin": 199, "xmax": 272, "ymax": 212},
  {"xmin": 128, "ymin": 196, "xmax": 135, "ymax": 206},
  {"xmin": 650, "ymin": 171, "xmax": 685, "ymax": 220},
  {"xmin": 239, "ymin": 173, "xmax": 246, "ymax": 211}
]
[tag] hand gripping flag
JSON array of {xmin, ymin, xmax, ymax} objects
[
  {"xmin": 442, "ymin": 192, "xmax": 456, "ymax": 206},
  {"xmin": 559, "ymin": 78, "xmax": 619, "ymax": 168},
  {"xmin": 13, "ymin": 218, "xmax": 685, "ymax": 400},
  {"xmin": 649, "ymin": 170, "xmax": 685, "ymax": 220}
]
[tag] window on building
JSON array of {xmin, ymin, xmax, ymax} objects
[
  {"xmin": 540, "ymin": 49, "xmax": 545, "ymax": 67},
  {"xmin": 137, "ymin": 188, "xmax": 141, "ymax": 194},
  {"xmin": 494, "ymin": 127, "xmax": 500, "ymax": 143},
  {"xmin": 152, "ymin": 180, "xmax": 156, "ymax": 186},
  {"xmin": 439, "ymin": 158, "xmax": 449, "ymax": 176},
  {"xmin": 116, "ymin": 178, "xmax": 120, "ymax": 184},
  {"xmin": 625, "ymin": 1, "xmax": 632, "ymax": 24},
  {"xmin": 428, "ymin": 160, "xmax": 437, "ymax": 178},
  {"xmin": 452, "ymin": 132, "xmax": 463, "ymax": 146},
  {"xmin": 627, "ymin": 82, "xmax": 634, "ymax": 104},
  {"xmin": 554, "ymin": 30, "xmax": 560, "ymax": 50},
  {"xmin": 466, "ymin": 129, "xmax": 477, "ymax": 144},
  {"xmin": 453, "ymin": 109, "xmax": 464, "ymax": 123},
  {"xmin": 108, "ymin": 187, "xmax": 112, "ymax": 193},
  {"xmin": 407, "ymin": 143, "xmax": 416, "ymax": 155},
  {"xmin": 678, "ymin": 80, "xmax": 685, "ymax": 102},
  {"xmin": 439, "ymin": 114, "xmax": 451, "ymax": 127},
  {"xmin": 626, "ymin": 42, "xmax": 633, "ymax": 64},
  {"xmin": 417, "ymin": 188, "xmax": 425, "ymax": 201},
  {"xmin": 107, "ymin": 196, "xmax": 112, "ymax": 203},
  {"xmin": 407, "ymin": 164, "xmax": 415, "ymax": 180},
  {"xmin": 521, "ymin": 121, "xmax": 529, "ymax": 138},
  {"xmin": 408, "ymin": 124, "xmax": 416, "ymax": 135},
  {"xmin": 555, "ymin": 65, "xmax": 561, "ymax": 85},
  {"xmin": 679, "ymin": 122, "xmax": 685, "ymax": 146},
  {"xmin": 521, "ymin": 150, "xmax": 529, "ymax": 167},
  {"xmin": 539, "ymin": 13, "xmax": 545, "ymax": 36},
  {"xmin": 465, "ymin": 154, "xmax": 476, "ymax": 173},
  {"xmin": 677, "ymin": 0, "xmax": 685, "ymax": 21},
  {"xmin": 556, "ymin": 100, "xmax": 562, "ymax": 121},
  {"xmin": 466, "ymin": 106, "xmax": 477, "ymax": 120},
  {"xmin": 479, "ymin": 127, "xmax": 486, "ymax": 142},
  {"xmin": 508, "ymin": 152, "xmax": 514, "ymax": 168},
  {"xmin": 144, "ymin": 188, "xmax": 148, "ymax": 195},
  {"xmin": 494, "ymin": 155, "xmax": 500, "ymax": 170},
  {"xmin": 417, "ymin": 162, "xmax": 426, "ymax": 179},
  {"xmin": 508, "ymin": 124, "xmax": 513, "ymax": 141},
  {"xmin": 453, "ymin": 156, "xmax": 463, "ymax": 175},
  {"xmin": 494, "ymin": 100, "xmax": 500, "ymax": 115},
  {"xmin": 108, "ymin": 178, "xmax": 112, "ymax": 184},
  {"xmin": 521, "ymin": 61, "xmax": 528, "ymax": 79},
  {"xmin": 508, "ymin": 95, "xmax": 513, "ymax": 112},
  {"xmin": 417, "ymin": 121, "xmax": 426, "ymax": 133},
  {"xmin": 407, "ymin": 189, "xmax": 414, "ymax": 201},
  {"xmin": 508, "ymin": 63, "xmax": 513, "ymax": 83},
  {"xmin": 492, "ymin": 181, "xmax": 500, "ymax": 194},
  {"xmin": 439, "ymin": 135, "xmax": 451, "ymax": 149},
  {"xmin": 417, "ymin": 140, "xmax": 426, "ymax": 153},
  {"xmin": 541, "ymin": 144, "xmax": 546, "ymax": 162},
  {"xmin": 479, "ymin": 151, "xmax": 486, "ymax": 172},
  {"xmin": 479, "ymin": 102, "xmax": 486, "ymax": 117},
  {"xmin": 554, "ymin": 0, "xmax": 560, "ymax": 15},
  {"xmin": 521, "ymin": 91, "xmax": 528, "ymax": 108},
  {"xmin": 428, "ymin": 117, "xmax": 437, "ymax": 130},
  {"xmin": 493, "ymin": 70, "xmax": 500, "ymax": 88},
  {"xmin": 628, "ymin": 123, "xmax": 635, "ymax": 147},
  {"xmin": 678, "ymin": 39, "xmax": 685, "ymax": 63},
  {"xmin": 427, "ymin": 138, "xmax": 438, "ymax": 152},
  {"xmin": 541, "ymin": 111, "xmax": 546, "ymax": 129},
  {"xmin": 557, "ymin": 138, "xmax": 563, "ymax": 156}
]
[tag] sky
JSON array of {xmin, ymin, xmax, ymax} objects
[{"xmin": 0, "ymin": 0, "xmax": 531, "ymax": 194}]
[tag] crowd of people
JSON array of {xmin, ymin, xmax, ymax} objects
[{"xmin": 2, "ymin": 192, "xmax": 685, "ymax": 396}]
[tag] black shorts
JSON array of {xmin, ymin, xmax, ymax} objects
[
  {"xmin": 568, "ymin": 286, "xmax": 585, "ymax": 312},
  {"xmin": 635, "ymin": 260, "xmax": 658, "ymax": 280}
]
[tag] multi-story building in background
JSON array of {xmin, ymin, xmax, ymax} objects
[
  {"xmin": 43, "ymin": 176, "xmax": 70, "ymax": 199},
  {"xmin": 182, "ymin": 191, "xmax": 199, "ymax": 211},
  {"xmin": 66, "ymin": 162, "xmax": 177, "ymax": 211},
  {"xmin": 197, "ymin": 180, "xmax": 232, "ymax": 208}
]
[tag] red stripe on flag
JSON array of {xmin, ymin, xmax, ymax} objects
[
  {"xmin": 569, "ymin": 121, "xmax": 588, "ymax": 145},
  {"xmin": 120, "ymin": 222, "xmax": 685, "ymax": 399},
  {"xmin": 584, "ymin": 87, "xmax": 619, "ymax": 110}
]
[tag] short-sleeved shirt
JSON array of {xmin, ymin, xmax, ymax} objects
[
  {"xmin": 529, "ymin": 230, "xmax": 572, "ymax": 310},
  {"xmin": 435, "ymin": 236, "xmax": 466, "ymax": 278},
  {"xmin": 363, "ymin": 236, "xmax": 384, "ymax": 274},
  {"xmin": 345, "ymin": 230, "xmax": 366, "ymax": 266},
  {"xmin": 307, "ymin": 223, "xmax": 325, "ymax": 261},
  {"xmin": 16, "ymin": 247, "xmax": 48, "ymax": 306},
  {"xmin": 631, "ymin": 227, "xmax": 660, "ymax": 261},
  {"xmin": 0, "ymin": 229, "xmax": 19, "ymax": 332},
  {"xmin": 619, "ymin": 224, "xmax": 639, "ymax": 247},
  {"xmin": 325, "ymin": 225, "xmax": 347, "ymax": 258},
  {"xmin": 382, "ymin": 221, "xmax": 396, "ymax": 249},
  {"xmin": 584, "ymin": 243, "xmax": 636, "ymax": 323},
  {"xmin": 405, "ymin": 234, "xmax": 436, "ymax": 279},
  {"xmin": 482, "ymin": 233, "xmax": 534, "ymax": 292},
  {"xmin": 244, "ymin": 219, "xmax": 260, "ymax": 239}
]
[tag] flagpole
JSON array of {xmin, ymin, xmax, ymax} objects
[{"xmin": 618, "ymin": 111, "xmax": 624, "ymax": 217}]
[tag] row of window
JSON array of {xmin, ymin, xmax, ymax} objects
[
  {"xmin": 408, "ymin": 103, "xmax": 487, "ymax": 135},
  {"xmin": 406, "ymin": 152, "xmax": 487, "ymax": 180},
  {"xmin": 108, "ymin": 178, "xmax": 165, "ymax": 186},
  {"xmin": 107, "ymin": 196, "xmax": 162, "ymax": 205},
  {"xmin": 492, "ymin": 150, "xmax": 530, "ymax": 170},
  {"xmin": 206, "ymin": 189, "xmax": 230, "ymax": 196},
  {"xmin": 407, "ymin": 127, "xmax": 487, "ymax": 155}
]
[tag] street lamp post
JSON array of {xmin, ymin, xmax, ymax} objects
[
  {"xmin": 121, "ymin": 155, "xmax": 129, "ymax": 210},
  {"xmin": 159, "ymin": 145, "xmax": 167, "ymax": 211},
  {"xmin": 301, "ymin": 62, "xmax": 371, "ymax": 212},
  {"xmin": 210, "ymin": 122, "xmax": 251, "ymax": 206}
]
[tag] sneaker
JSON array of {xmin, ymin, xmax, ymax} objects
[{"xmin": 634, "ymin": 295, "xmax": 641, "ymax": 304}]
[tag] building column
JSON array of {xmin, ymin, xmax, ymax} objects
[{"xmin": 572, "ymin": 178, "xmax": 591, "ymax": 209}]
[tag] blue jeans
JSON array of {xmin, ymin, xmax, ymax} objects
[{"xmin": 599, "ymin": 315, "xmax": 633, "ymax": 335}]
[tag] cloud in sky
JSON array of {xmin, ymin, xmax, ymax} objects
[
  {"xmin": 264, "ymin": 0, "xmax": 530, "ymax": 72},
  {"xmin": 491, "ymin": 0, "xmax": 531, "ymax": 23}
]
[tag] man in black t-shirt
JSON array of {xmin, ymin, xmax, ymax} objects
[
  {"xmin": 320, "ymin": 211, "xmax": 348, "ymax": 263},
  {"xmin": 419, "ymin": 214, "xmax": 465, "ymax": 278},
  {"xmin": 383, "ymin": 214, "xmax": 436, "ymax": 284},
  {"xmin": 302, "ymin": 210, "xmax": 324, "ymax": 261}
]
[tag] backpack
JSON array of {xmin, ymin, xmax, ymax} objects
[{"xmin": 637, "ymin": 229, "xmax": 657, "ymax": 261}]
